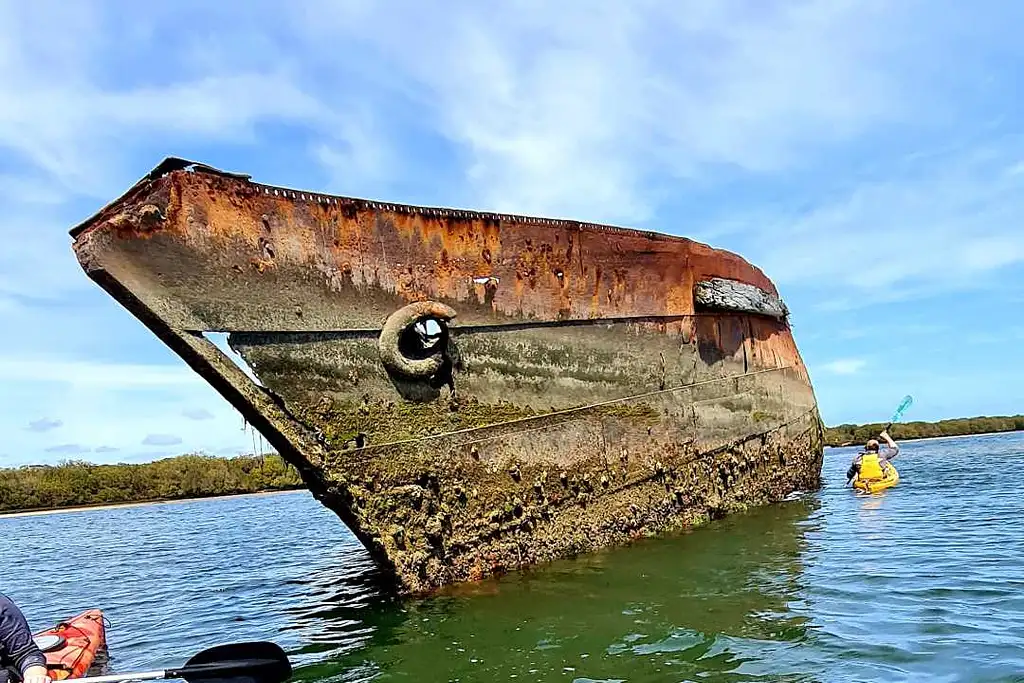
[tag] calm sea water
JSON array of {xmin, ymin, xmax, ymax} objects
[{"xmin": 3, "ymin": 432, "xmax": 1024, "ymax": 683}]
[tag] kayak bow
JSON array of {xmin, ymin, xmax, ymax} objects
[{"xmin": 33, "ymin": 609, "xmax": 107, "ymax": 680}]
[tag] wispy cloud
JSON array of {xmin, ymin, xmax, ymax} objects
[
  {"xmin": 281, "ymin": 1, "xmax": 914, "ymax": 223},
  {"xmin": 26, "ymin": 417, "xmax": 62, "ymax": 433},
  {"xmin": 0, "ymin": 352, "xmax": 251, "ymax": 467},
  {"xmin": 44, "ymin": 443, "xmax": 89, "ymax": 455},
  {"xmin": 142, "ymin": 434, "xmax": 184, "ymax": 447},
  {"xmin": 821, "ymin": 359, "xmax": 867, "ymax": 375},
  {"xmin": 0, "ymin": 358, "xmax": 201, "ymax": 388},
  {"xmin": 183, "ymin": 408, "xmax": 215, "ymax": 421},
  {"xmin": 0, "ymin": 3, "xmax": 325, "ymax": 202},
  {"xmin": 0, "ymin": 1, "xmax": 964, "ymax": 221},
  {"xmin": 122, "ymin": 451, "xmax": 176, "ymax": 463},
  {"xmin": 739, "ymin": 142, "xmax": 1024, "ymax": 306}
]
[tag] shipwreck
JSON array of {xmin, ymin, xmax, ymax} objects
[{"xmin": 70, "ymin": 158, "xmax": 825, "ymax": 594}]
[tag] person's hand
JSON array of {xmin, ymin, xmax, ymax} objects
[
  {"xmin": 22, "ymin": 665, "xmax": 51, "ymax": 683},
  {"xmin": 879, "ymin": 430, "xmax": 890, "ymax": 440}
]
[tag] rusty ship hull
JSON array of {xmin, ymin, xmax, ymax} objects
[{"xmin": 69, "ymin": 158, "xmax": 824, "ymax": 594}]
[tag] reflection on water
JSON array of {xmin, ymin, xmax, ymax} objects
[
  {"xmin": 3, "ymin": 432, "xmax": 1024, "ymax": 683},
  {"xmin": 289, "ymin": 496, "xmax": 821, "ymax": 683}
]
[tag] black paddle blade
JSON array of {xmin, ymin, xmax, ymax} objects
[{"xmin": 167, "ymin": 641, "xmax": 292, "ymax": 683}]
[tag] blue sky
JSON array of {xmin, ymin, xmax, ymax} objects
[{"xmin": 2, "ymin": 0, "xmax": 1023, "ymax": 467}]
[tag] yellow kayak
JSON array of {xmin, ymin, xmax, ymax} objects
[{"xmin": 853, "ymin": 462, "xmax": 899, "ymax": 494}]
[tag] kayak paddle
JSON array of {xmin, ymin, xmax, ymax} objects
[
  {"xmin": 66, "ymin": 641, "xmax": 292, "ymax": 683},
  {"xmin": 883, "ymin": 394, "xmax": 914, "ymax": 433}
]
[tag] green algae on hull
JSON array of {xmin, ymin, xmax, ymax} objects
[{"xmin": 316, "ymin": 411, "xmax": 824, "ymax": 593}]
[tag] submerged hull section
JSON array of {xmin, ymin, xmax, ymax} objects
[{"xmin": 69, "ymin": 158, "xmax": 824, "ymax": 594}]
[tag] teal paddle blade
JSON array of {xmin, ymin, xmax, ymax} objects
[{"xmin": 888, "ymin": 395, "xmax": 913, "ymax": 427}]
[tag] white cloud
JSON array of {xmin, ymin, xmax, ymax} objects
[
  {"xmin": 0, "ymin": 300, "xmax": 263, "ymax": 466},
  {"xmin": 44, "ymin": 444, "xmax": 89, "ymax": 455},
  {"xmin": 183, "ymin": 408, "xmax": 215, "ymax": 421},
  {"xmin": 2, "ymin": 0, "xmax": 1024, "ymax": 449},
  {"xmin": 708, "ymin": 140, "xmax": 1024, "ymax": 309},
  {"xmin": 0, "ymin": 210, "xmax": 89, "ymax": 300},
  {"xmin": 821, "ymin": 359, "xmax": 867, "ymax": 375},
  {"xmin": 0, "ymin": 2, "xmax": 307, "ymax": 192},
  {"xmin": 0, "ymin": 358, "xmax": 200, "ymax": 388},
  {"xmin": 0, "ymin": 355, "xmax": 255, "ymax": 466},
  {"xmin": 1, "ymin": 74, "xmax": 325, "ymax": 201},
  {"xmin": 26, "ymin": 417, "xmax": 63, "ymax": 433},
  {"xmin": 142, "ymin": 434, "xmax": 184, "ymax": 447},
  {"xmin": 4, "ymin": 0, "xmax": 1021, "ymax": 231},
  {"xmin": 313, "ymin": 121, "xmax": 401, "ymax": 200},
  {"xmin": 280, "ymin": 0, "xmax": 920, "ymax": 223}
]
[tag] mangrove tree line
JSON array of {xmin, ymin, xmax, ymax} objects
[
  {"xmin": 0, "ymin": 453, "xmax": 304, "ymax": 513},
  {"xmin": 825, "ymin": 415, "xmax": 1024, "ymax": 447}
]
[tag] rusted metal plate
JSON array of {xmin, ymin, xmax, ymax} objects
[{"xmin": 69, "ymin": 158, "xmax": 824, "ymax": 594}]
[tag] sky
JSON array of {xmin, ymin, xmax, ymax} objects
[{"xmin": 2, "ymin": 0, "xmax": 1023, "ymax": 467}]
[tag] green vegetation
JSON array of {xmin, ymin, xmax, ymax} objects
[
  {"xmin": 0, "ymin": 453, "xmax": 304, "ymax": 514},
  {"xmin": 7, "ymin": 412, "xmax": 1022, "ymax": 512},
  {"xmin": 825, "ymin": 415, "xmax": 1024, "ymax": 447}
]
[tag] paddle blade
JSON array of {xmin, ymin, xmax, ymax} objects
[
  {"xmin": 883, "ymin": 394, "xmax": 914, "ymax": 431},
  {"xmin": 890, "ymin": 395, "xmax": 913, "ymax": 424},
  {"xmin": 167, "ymin": 642, "xmax": 292, "ymax": 683}
]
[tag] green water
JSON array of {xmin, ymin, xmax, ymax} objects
[
  {"xmin": 318, "ymin": 499, "xmax": 815, "ymax": 682},
  {"xmin": 5, "ymin": 432, "xmax": 1023, "ymax": 682},
  {"xmin": 306, "ymin": 432, "xmax": 1024, "ymax": 682}
]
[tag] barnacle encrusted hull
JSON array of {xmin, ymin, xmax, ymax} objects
[{"xmin": 69, "ymin": 158, "xmax": 825, "ymax": 594}]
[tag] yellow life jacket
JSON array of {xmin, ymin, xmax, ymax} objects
[{"xmin": 858, "ymin": 452, "xmax": 885, "ymax": 480}]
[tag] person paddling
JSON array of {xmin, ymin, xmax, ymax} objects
[
  {"xmin": 0, "ymin": 593, "xmax": 50, "ymax": 683},
  {"xmin": 846, "ymin": 430, "xmax": 900, "ymax": 485}
]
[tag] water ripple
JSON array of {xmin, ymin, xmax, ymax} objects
[{"xmin": 2, "ymin": 433, "xmax": 1023, "ymax": 682}]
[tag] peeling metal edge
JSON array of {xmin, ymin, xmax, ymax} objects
[
  {"xmin": 693, "ymin": 277, "xmax": 789, "ymax": 321},
  {"xmin": 66, "ymin": 157, "xmax": 761, "ymax": 274},
  {"xmin": 68, "ymin": 157, "xmax": 251, "ymax": 239}
]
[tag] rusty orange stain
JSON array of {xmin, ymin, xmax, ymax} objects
[{"xmin": 72, "ymin": 164, "xmax": 807, "ymax": 373}]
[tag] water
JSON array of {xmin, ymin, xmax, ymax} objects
[{"xmin": 3, "ymin": 432, "xmax": 1024, "ymax": 682}]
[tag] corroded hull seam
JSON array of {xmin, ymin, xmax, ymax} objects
[{"xmin": 69, "ymin": 157, "xmax": 825, "ymax": 594}]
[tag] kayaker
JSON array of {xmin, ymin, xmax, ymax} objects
[
  {"xmin": 845, "ymin": 430, "xmax": 900, "ymax": 484},
  {"xmin": 0, "ymin": 593, "xmax": 49, "ymax": 683}
]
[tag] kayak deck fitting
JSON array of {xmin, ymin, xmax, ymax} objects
[{"xmin": 33, "ymin": 609, "xmax": 108, "ymax": 680}]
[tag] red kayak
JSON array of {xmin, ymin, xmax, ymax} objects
[{"xmin": 32, "ymin": 609, "xmax": 107, "ymax": 680}]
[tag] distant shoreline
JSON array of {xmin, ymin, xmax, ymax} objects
[
  {"xmin": 824, "ymin": 414, "xmax": 1023, "ymax": 447},
  {"xmin": 5, "ymin": 425, "xmax": 1020, "ymax": 515},
  {"xmin": 0, "ymin": 487, "xmax": 307, "ymax": 519},
  {"xmin": 825, "ymin": 429, "xmax": 1021, "ymax": 449}
]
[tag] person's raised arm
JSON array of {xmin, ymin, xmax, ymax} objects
[{"xmin": 879, "ymin": 430, "xmax": 899, "ymax": 459}]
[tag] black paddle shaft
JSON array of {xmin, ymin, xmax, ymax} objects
[
  {"xmin": 68, "ymin": 641, "xmax": 292, "ymax": 683},
  {"xmin": 166, "ymin": 660, "xmax": 288, "ymax": 683}
]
